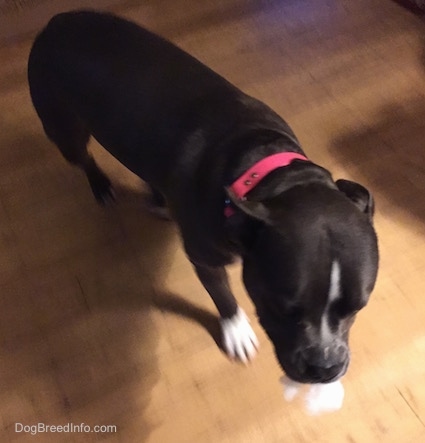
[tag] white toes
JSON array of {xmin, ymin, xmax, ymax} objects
[{"xmin": 220, "ymin": 308, "xmax": 259, "ymax": 363}]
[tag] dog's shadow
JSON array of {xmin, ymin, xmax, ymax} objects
[
  {"xmin": 392, "ymin": 0, "xmax": 425, "ymax": 14},
  {"xmin": 93, "ymin": 175, "xmax": 224, "ymax": 350},
  {"xmin": 0, "ymin": 127, "xmax": 224, "ymax": 442},
  {"xmin": 153, "ymin": 290, "xmax": 222, "ymax": 350},
  {"xmin": 328, "ymin": 9, "xmax": 425, "ymax": 225},
  {"xmin": 330, "ymin": 97, "xmax": 425, "ymax": 223},
  {"xmin": 299, "ymin": 2, "xmax": 425, "ymax": 228},
  {"xmin": 83, "ymin": 174, "xmax": 224, "ymax": 348}
]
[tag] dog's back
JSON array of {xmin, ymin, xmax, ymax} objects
[{"xmin": 28, "ymin": 11, "xmax": 245, "ymax": 183}]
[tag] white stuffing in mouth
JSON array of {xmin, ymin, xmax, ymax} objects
[{"xmin": 280, "ymin": 375, "xmax": 345, "ymax": 415}]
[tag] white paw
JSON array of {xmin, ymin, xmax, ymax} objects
[{"xmin": 220, "ymin": 308, "xmax": 259, "ymax": 363}]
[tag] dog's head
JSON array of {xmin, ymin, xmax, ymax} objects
[{"xmin": 230, "ymin": 178, "xmax": 378, "ymax": 383}]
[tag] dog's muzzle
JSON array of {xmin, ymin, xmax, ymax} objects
[{"xmin": 288, "ymin": 344, "xmax": 349, "ymax": 383}]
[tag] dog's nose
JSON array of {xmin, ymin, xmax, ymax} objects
[
  {"xmin": 301, "ymin": 345, "xmax": 348, "ymax": 367},
  {"xmin": 298, "ymin": 345, "xmax": 348, "ymax": 382}
]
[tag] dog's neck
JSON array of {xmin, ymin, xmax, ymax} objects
[
  {"xmin": 227, "ymin": 152, "xmax": 310, "ymax": 200},
  {"xmin": 246, "ymin": 161, "xmax": 336, "ymax": 202},
  {"xmin": 224, "ymin": 154, "xmax": 336, "ymax": 218},
  {"xmin": 223, "ymin": 130, "xmax": 302, "ymax": 183}
]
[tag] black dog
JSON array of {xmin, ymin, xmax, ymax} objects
[{"xmin": 28, "ymin": 10, "xmax": 379, "ymax": 384}]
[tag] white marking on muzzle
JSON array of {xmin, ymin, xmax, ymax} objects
[{"xmin": 320, "ymin": 260, "xmax": 341, "ymax": 344}]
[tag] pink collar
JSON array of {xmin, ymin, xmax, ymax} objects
[{"xmin": 225, "ymin": 152, "xmax": 309, "ymax": 217}]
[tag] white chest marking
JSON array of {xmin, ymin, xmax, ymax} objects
[{"xmin": 320, "ymin": 260, "xmax": 341, "ymax": 343}]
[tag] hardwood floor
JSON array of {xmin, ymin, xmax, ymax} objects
[{"xmin": 1, "ymin": 0, "xmax": 425, "ymax": 441}]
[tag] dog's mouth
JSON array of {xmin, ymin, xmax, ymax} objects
[
  {"xmin": 276, "ymin": 353, "xmax": 350, "ymax": 384},
  {"xmin": 258, "ymin": 313, "xmax": 352, "ymax": 383},
  {"xmin": 283, "ymin": 365, "xmax": 348, "ymax": 384}
]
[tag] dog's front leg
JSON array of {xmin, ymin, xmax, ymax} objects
[{"xmin": 193, "ymin": 263, "xmax": 259, "ymax": 363}]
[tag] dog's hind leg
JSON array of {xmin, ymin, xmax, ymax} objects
[
  {"xmin": 50, "ymin": 118, "xmax": 114, "ymax": 205},
  {"xmin": 28, "ymin": 63, "xmax": 114, "ymax": 204},
  {"xmin": 32, "ymin": 95, "xmax": 114, "ymax": 205}
]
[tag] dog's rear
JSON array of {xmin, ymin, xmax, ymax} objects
[{"xmin": 28, "ymin": 13, "xmax": 116, "ymax": 203}]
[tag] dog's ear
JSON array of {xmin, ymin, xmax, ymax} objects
[
  {"xmin": 225, "ymin": 187, "xmax": 270, "ymax": 222},
  {"xmin": 336, "ymin": 179, "xmax": 375, "ymax": 219}
]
